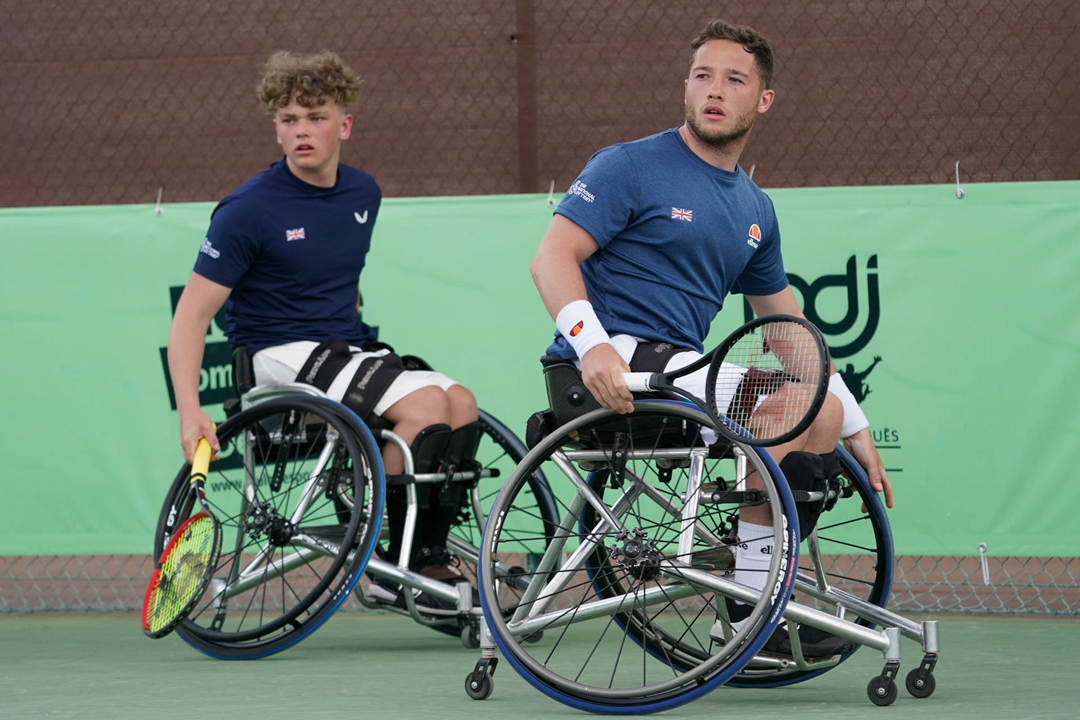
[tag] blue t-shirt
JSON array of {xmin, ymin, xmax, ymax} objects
[
  {"xmin": 193, "ymin": 159, "xmax": 381, "ymax": 353},
  {"xmin": 547, "ymin": 128, "xmax": 788, "ymax": 358}
]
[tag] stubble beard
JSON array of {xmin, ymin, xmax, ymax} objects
[{"xmin": 684, "ymin": 102, "xmax": 758, "ymax": 155}]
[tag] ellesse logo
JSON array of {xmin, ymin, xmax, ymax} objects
[
  {"xmin": 747, "ymin": 223, "xmax": 761, "ymax": 249},
  {"xmin": 569, "ymin": 321, "xmax": 584, "ymax": 337}
]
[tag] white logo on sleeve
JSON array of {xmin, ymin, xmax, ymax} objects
[
  {"xmin": 568, "ymin": 180, "xmax": 596, "ymax": 203},
  {"xmin": 747, "ymin": 223, "xmax": 761, "ymax": 249},
  {"xmin": 354, "ymin": 211, "xmax": 368, "ymax": 224},
  {"xmin": 199, "ymin": 238, "xmax": 220, "ymax": 259}
]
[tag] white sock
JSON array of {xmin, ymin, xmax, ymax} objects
[{"xmin": 734, "ymin": 521, "xmax": 774, "ymax": 596}]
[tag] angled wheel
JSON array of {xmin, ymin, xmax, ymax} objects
[
  {"xmin": 153, "ymin": 395, "xmax": 384, "ymax": 659},
  {"xmin": 479, "ymin": 401, "xmax": 799, "ymax": 713},
  {"xmin": 727, "ymin": 444, "xmax": 894, "ymax": 686}
]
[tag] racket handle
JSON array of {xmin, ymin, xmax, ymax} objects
[
  {"xmin": 191, "ymin": 439, "xmax": 213, "ymax": 480},
  {"xmin": 190, "ymin": 421, "xmax": 216, "ymax": 481},
  {"xmin": 623, "ymin": 372, "xmax": 657, "ymax": 392}
]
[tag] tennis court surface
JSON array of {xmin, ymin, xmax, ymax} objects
[{"xmin": 1, "ymin": 612, "xmax": 1075, "ymax": 719}]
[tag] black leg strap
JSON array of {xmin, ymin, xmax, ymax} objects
[
  {"xmin": 340, "ymin": 352, "xmax": 405, "ymax": 422},
  {"xmin": 294, "ymin": 341, "xmax": 354, "ymax": 390},
  {"xmin": 779, "ymin": 451, "xmax": 829, "ymax": 542}
]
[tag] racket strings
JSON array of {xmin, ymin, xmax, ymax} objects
[
  {"xmin": 712, "ymin": 321, "xmax": 825, "ymax": 443},
  {"xmin": 146, "ymin": 514, "xmax": 218, "ymax": 634}
]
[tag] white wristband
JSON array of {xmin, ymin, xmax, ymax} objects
[
  {"xmin": 829, "ymin": 373, "xmax": 869, "ymax": 438},
  {"xmin": 556, "ymin": 300, "xmax": 612, "ymax": 360}
]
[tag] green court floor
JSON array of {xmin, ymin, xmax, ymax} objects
[{"xmin": 0, "ymin": 612, "xmax": 1075, "ymax": 719}]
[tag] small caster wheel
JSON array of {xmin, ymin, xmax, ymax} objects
[
  {"xmin": 461, "ymin": 623, "xmax": 480, "ymax": 650},
  {"xmin": 867, "ymin": 676, "xmax": 898, "ymax": 706},
  {"xmin": 465, "ymin": 671, "xmax": 494, "ymax": 700},
  {"xmin": 905, "ymin": 667, "xmax": 936, "ymax": 698}
]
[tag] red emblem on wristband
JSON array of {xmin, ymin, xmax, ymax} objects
[{"xmin": 569, "ymin": 321, "xmax": 584, "ymax": 337}]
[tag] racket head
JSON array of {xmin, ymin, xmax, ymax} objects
[
  {"xmin": 142, "ymin": 510, "xmax": 222, "ymax": 638},
  {"xmin": 705, "ymin": 314, "xmax": 830, "ymax": 447}
]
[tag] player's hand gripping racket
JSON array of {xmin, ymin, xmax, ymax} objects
[
  {"xmin": 623, "ymin": 314, "xmax": 830, "ymax": 446},
  {"xmin": 142, "ymin": 433, "xmax": 222, "ymax": 638}
]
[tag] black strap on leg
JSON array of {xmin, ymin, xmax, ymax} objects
[
  {"xmin": 339, "ymin": 352, "xmax": 405, "ymax": 422},
  {"xmin": 779, "ymin": 451, "xmax": 829, "ymax": 542},
  {"xmin": 629, "ymin": 341, "xmax": 692, "ymax": 373},
  {"xmin": 384, "ymin": 424, "xmax": 453, "ymax": 566},
  {"xmin": 294, "ymin": 341, "xmax": 354, "ymax": 390}
]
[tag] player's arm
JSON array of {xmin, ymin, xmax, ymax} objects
[
  {"xmin": 747, "ymin": 288, "xmax": 893, "ymax": 508},
  {"xmin": 167, "ymin": 272, "xmax": 231, "ymax": 463},
  {"xmin": 530, "ymin": 215, "xmax": 633, "ymax": 414}
]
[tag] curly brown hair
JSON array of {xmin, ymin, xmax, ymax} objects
[
  {"xmin": 689, "ymin": 20, "xmax": 774, "ymax": 90},
  {"xmin": 256, "ymin": 51, "xmax": 362, "ymax": 114}
]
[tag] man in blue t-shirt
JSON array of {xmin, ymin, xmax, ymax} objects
[
  {"xmin": 167, "ymin": 51, "xmax": 477, "ymax": 596},
  {"xmin": 531, "ymin": 20, "xmax": 893, "ymax": 656}
]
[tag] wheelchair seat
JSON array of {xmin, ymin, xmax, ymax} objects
[{"xmin": 526, "ymin": 355, "xmax": 703, "ymax": 451}]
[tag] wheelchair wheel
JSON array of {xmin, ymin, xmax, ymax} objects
[
  {"xmin": 479, "ymin": 401, "xmax": 799, "ymax": 713},
  {"xmin": 726, "ymin": 444, "xmax": 894, "ymax": 686},
  {"xmin": 587, "ymin": 443, "xmax": 894, "ymax": 685},
  {"xmin": 153, "ymin": 395, "xmax": 384, "ymax": 659}
]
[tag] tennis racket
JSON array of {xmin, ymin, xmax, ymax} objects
[
  {"xmin": 623, "ymin": 314, "xmax": 830, "ymax": 446},
  {"xmin": 142, "ymin": 434, "xmax": 222, "ymax": 638}
]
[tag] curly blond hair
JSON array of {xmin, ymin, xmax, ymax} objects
[{"xmin": 256, "ymin": 51, "xmax": 362, "ymax": 114}]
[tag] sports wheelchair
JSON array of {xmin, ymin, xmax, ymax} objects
[
  {"xmin": 465, "ymin": 358, "xmax": 939, "ymax": 711},
  {"xmin": 152, "ymin": 348, "xmax": 557, "ymax": 659}
]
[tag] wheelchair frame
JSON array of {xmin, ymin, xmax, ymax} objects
[
  {"xmin": 154, "ymin": 378, "xmax": 557, "ymax": 656},
  {"xmin": 466, "ymin": 398, "xmax": 940, "ymax": 711}
]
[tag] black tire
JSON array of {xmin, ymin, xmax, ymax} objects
[
  {"xmin": 868, "ymin": 676, "xmax": 898, "ymax": 706},
  {"xmin": 905, "ymin": 667, "xmax": 935, "ymax": 698},
  {"xmin": 153, "ymin": 395, "xmax": 384, "ymax": 659},
  {"xmin": 465, "ymin": 671, "xmax": 494, "ymax": 700},
  {"xmin": 480, "ymin": 401, "xmax": 799, "ymax": 713}
]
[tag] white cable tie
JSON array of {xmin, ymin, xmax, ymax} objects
[
  {"xmin": 546, "ymin": 180, "xmax": 556, "ymax": 208},
  {"xmin": 955, "ymin": 160, "xmax": 965, "ymax": 200},
  {"xmin": 154, "ymin": 187, "xmax": 164, "ymax": 216},
  {"xmin": 978, "ymin": 542, "xmax": 989, "ymax": 585}
]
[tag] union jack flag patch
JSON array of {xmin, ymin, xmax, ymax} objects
[
  {"xmin": 671, "ymin": 208, "xmax": 693, "ymax": 222},
  {"xmin": 286, "ymin": 228, "xmax": 306, "ymax": 241}
]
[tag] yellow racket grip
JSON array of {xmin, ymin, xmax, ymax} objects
[{"xmin": 190, "ymin": 423, "xmax": 216, "ymax": 483}]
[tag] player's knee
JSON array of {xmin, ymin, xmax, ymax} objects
[
  {"xmin": 810, "ymin": 392, "xmax": 843, "ymax": 445},
  {"xmin": 446, "ymin": 384, "xmax": 478, "ymax": 423},
  {"xmin": 398, "ymin": 386, "xmax": 452, "ymax": 428}
]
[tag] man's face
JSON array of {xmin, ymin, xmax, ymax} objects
[
  {"xmin": 273, "ymin": 99, "xmax": 352, "ymax": 180},
  {"xmin": 683, "ymin": 39, "xmax": 774, "ymax": 152}
]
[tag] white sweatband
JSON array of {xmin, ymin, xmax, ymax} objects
[
  {"xmin": 829, "ymin": 373, "xmax": 869, "ymax": 438},
  {"xmin": 556, "ymin": 300, "xmax": 612, "ymax": 360}
]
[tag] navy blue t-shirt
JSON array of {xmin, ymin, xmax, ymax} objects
[
  {"xmin": 547, "ymin": 128, "xmax": 789, "ymax": 359},
  {"xmin": 193, "ymin": 159, "xmax": 380, "ymax": 353}
]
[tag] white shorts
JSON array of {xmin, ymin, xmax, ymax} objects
[
  {"xmin": 583, "ymin": 334, "xmax": 750, "ymax": 413},
  {"xmin": 252, "ymin": 341, "xmax": 461, "ymax": 417}
]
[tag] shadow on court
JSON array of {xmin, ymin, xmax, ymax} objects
[{"xmin": 0, "ymin": 612, "xmax": 1075, "ymax": 719}]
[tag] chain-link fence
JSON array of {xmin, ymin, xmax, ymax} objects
[
  {"xmin": 2, "ymin": 553, "xmax": 1077, "ymax": 614},
  {"xmin": 2, "ymin": 0, "xmax": 1077, "ymax": 613},
  {"xmin": 2, "ymin": 0, "xmax": 1077, "ymax": 207}
]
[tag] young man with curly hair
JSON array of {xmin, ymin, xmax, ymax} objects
[{"xmin": 167, "ymin": 51, "xmax": 476, "ymax": 603}]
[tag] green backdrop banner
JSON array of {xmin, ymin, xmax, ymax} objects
[{"xmin": 2, "ymin": 182, "xmax": 1078, "ymax": 557}]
